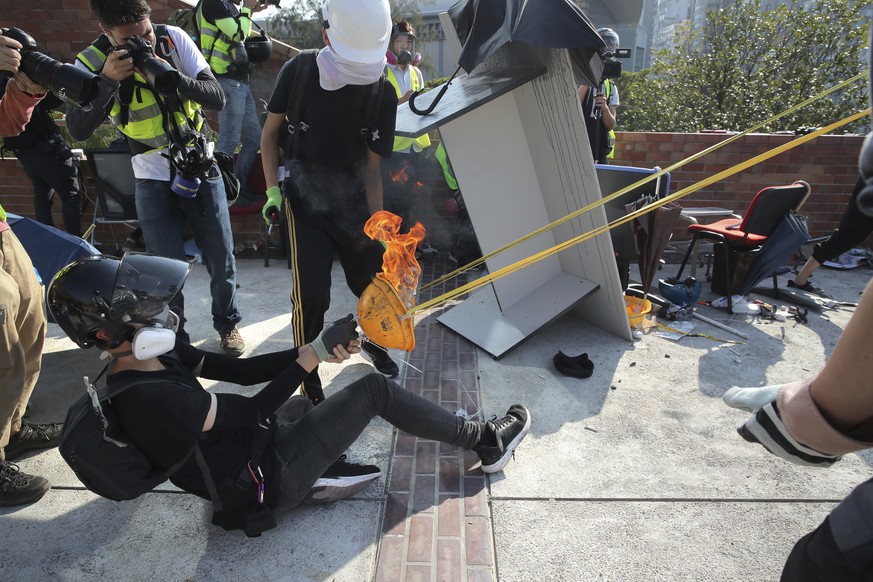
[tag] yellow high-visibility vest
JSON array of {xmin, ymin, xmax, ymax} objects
[
  {"xmin": 78, "ymin": 36, "xmax": 204, "ymax": 152},
  {"xmin": 386, "ymin": 66, "xmax": 431, "ymax": 152}
]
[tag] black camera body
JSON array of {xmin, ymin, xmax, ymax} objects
[
  {"xmin": 0, "ymin": 27, "xmax": 99, "ymax": 108},
  {"xmin": 258, "ymin": 0, "xmax": 281, "ymax": 6},
  {"xmin": 169, "ymin": 133, "xmax": 215, "ymax": 198},
  {"xmin": 111, "ymin": 35, "xmax": 179, "ymax": 95},
  {"xmin": 601, "ymin": 48, "xmax": 632, "ymax": 81}
]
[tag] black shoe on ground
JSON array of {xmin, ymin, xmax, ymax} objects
[
  {"xmin": 5, "ymin": 421, "xmax": 63, "ymax": 461},
  {"xmin": 553, "ymin": 351, "xmax": 594, "ymax": 378},
  {"xmin": 476, "ymin": 404, "xmax": 531, "ymax": 474},
  {"xmin": 303, "ymin": 455, "xmax": 381, "ymax": 505},
  {"xmin": 787, "ymin": 279, "xmax": 831, "ymax": 299},
  {"xmin": 361, "ymin": 339, "xmax": 400, "ymax": 377},
  {"xmin": 0, "ymin": 461, "xmax": 50, "ymax": 506}
]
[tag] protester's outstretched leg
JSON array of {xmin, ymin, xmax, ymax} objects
[{"xmin": 274, "ymin": 373, "xmax": 529, "ymax": 508}]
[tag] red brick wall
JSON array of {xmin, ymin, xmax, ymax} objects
[
  {"xmin": 4, "ymin": 4, "xmax": 870, "ymax": 249},
  {"xmin": 612, "ymin": 132, "xmax": 867, "ymax": 242}
]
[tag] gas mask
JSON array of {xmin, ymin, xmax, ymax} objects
[
  {"xmin": 386, "ymin": 49, "xmax": 421, "ymax": 67},
  {"xmin": 126, "ymin": 305, "xmax": 180, "ymax": 360},
  {"xmin": 387, "ymin": 30, "xmax": 420, "ymax": 67}
]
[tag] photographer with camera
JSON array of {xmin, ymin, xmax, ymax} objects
[
  {"xmin": 0, "ymin": 83, "xmax": 82, "ymax": 237},
  {"xmin": 198, "ymin": 0, "xmax": 271, "ymax": 203},
  {"xmin": 0, "ymin": 31, "xmax": 64, "ymax": 507},
  {"xmin": 577, "ymin": 27, "xmax": 621, "ymax": 164},
  {"xmin": 67, "ymin": 0, "xmax": 248, "ymax": 356}
]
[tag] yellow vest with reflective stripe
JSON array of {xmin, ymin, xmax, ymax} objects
[
  {"xmin": 77, "ymin": 40, "xmax": 204, "ymax": 152},
  {"xmin": 385, "ymin": 66, "xmax": 431, "ymax": 152},
  {"xmin": 197, "ymin": 5, "xmax": 250, "ymax": 75},
  {"xmin": 604, "ymin": 80, "xmax": 616, "ymax": 159}
]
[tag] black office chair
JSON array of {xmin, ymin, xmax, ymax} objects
[{"xmin": 82, "ymin": 148, "xmax": 139, "ymax": 249}]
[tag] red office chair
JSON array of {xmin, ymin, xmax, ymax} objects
[{"xmin": 675, "ymin": 181, "xmax": 811, "ymax": 313}]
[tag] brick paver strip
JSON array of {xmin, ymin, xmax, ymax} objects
[{"xmin": 374, "ymin": 256, "xmax": 496, "ymax": 581}]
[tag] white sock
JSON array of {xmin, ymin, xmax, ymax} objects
[{"xmin": 723, "ymin": 384, "xmax": 782, "ymax": 412}]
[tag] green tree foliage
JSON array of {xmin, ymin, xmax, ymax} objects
[
  {"xmin": 620, "ymin": 0, "xmax": 869, "ymax": 133},
  {"xmin": 267, "ymin": 0, "xmax": 423, "ymax": 52}
]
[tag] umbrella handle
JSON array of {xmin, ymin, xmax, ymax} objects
[{"xmin": 409, "ymin": 65, "xmax": 462, "ymax": 116}]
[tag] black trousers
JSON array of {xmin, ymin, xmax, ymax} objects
[
  {"xmin": 17, "ymin": 140, "xmax": 81, "ymax": 236},
  {"xmin": 811, "ymin": 176, "xmax": 873, "ymax": 265},
  {"xmin": 782, "ymin": 476, "xmax": 873, "ymax": 581},
  {"xmin": 284, "ymin": 197, "xmax": 384, "ymax": 402}
]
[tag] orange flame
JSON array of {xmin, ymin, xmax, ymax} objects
[
  {"xmin": 390, "ymin": 163, "xmax": 410, "ymax": 185},
  {"xmin": 364, "ymin": 210, "xmax": 426, "ymax": 307}
]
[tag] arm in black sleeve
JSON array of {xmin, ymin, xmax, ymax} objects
[
  {"xmin": 65, "ymin": 75, "xmax": 117, "ymax": 140},
  {"xmin": 211, "ymin": 360, "xmax": 311, "ymax": 430},
  {"xmin": 199, "ymin": 347, "xmax": 302, "ymax": 385},
  {"xmin": 177, "ymin": 68, "xmax": 225, "ymax": 111}
]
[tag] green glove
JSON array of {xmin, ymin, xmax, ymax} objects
[{"xmin": 262, "ymin": 186, "xmax": 282, "ymax": 225}]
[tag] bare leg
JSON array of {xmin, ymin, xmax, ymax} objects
[
  {"xmin": 809, "ymin": 277, "xmax": 873, "ymax": 436},
  {"xmin": 792, "ymin": 257, "xmax": 821, "ymax": 286}
]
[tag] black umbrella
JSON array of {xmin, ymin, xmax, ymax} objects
[
  {"xmin": 409, "ymin": 0, "xmax": 605, "ymax": 115},
  {"xmin": 625, "ymin": 195, "xmax": 682, "ymax": 297},
  {"xmin": 7, "ymin": 213, "xmax": 99, "ymax": 321},
  {"xmin": 739, "ymin": 211, "xmax": 809, "ymax": 296}
]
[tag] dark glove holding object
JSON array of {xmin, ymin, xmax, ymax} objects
[{"xmin": 311, "ymin": 314, "xmax": 359, "ymax": 361}]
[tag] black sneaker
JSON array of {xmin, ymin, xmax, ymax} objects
[
  {"xmin": 787, "ymin": 279, "xmax": 831, "ymax": 299},
  {"xmin": 476, "ymin": 404, "xmax": 531, "ymax": 474},
  {"xmin": 361, "ymin": 339, "xmax": 400, "ymax": 378},
  {"xmin": 738, "ymin": 401, "xmax": 840, "ymax": 467},
  {"xmin": 5, "ymin": 421, "xmax": 63, "ymax": 461},
  {"xmin": 0, "ymin": 461, "xmax": 50, "ymax": 506},
  {"xmin": 303, "ymin": 455, "xmax": 381, "ymax": 505}
]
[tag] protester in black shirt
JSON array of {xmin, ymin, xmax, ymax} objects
[{"xmin": 260, "ymin": 0, "xmax": 401, "ymax": 404}]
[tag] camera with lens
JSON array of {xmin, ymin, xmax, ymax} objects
[
  {"xmin": 601, "ymin": 48, "xmax": 632, "ymax": 81},
  {"xmin": 169, "ymin": 134, "xmax": 214, "ymax": 198},
  {"xmin": 0, "ymin": 27, "xmax": 100, "ymax": 109},
  {"xmin": 111, "ymin": 35, "xmax": 179, "ymax": 95}
]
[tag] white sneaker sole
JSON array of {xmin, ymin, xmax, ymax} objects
[
  {"xmin": 481, "ymin": 409, "xmax": 532, "ymax": 474},
  {"xmin": 303, "ymin": 473, "xmax": 380, "ymax": 504}
]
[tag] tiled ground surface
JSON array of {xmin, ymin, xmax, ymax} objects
[{"xmin": 374, "ymin": 256, "xmax": 497, "ymax": 582}]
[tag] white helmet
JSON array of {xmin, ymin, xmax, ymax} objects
[{"xmin": 322, "ymin": 0, "xmax": 391, "ymax": 65}]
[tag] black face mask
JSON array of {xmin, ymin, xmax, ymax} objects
[{"xmin": 396, "ymin": 50, "xmax": 413, "ymax": 66}]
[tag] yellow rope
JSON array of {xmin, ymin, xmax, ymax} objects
[
  {"xmin": 420, "ymin": 72, "xmax": 867, "ymax": 292},
  {"xmin": 408, "ymin": 107, "xmax": 871, "ymax": 316}
]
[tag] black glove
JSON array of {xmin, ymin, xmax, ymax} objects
[{"xmin": 310, "ymin": 314, "xmax": 359, "ymax": 361}]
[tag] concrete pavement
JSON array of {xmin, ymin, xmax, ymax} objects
[{"xmin": 2, "ymin": 254, "xmax": 870, "ymax": 581}]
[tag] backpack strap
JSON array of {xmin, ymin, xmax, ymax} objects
[
  {"xmin": 362, "ymin": 75, "xmax": 384, "ymax": 142},
  {"xmin": 154, "ymin": 24, "xmax": 183, "ymax": 73},
  {"xmin": 285, "ymin": 49, "xmax": 317, "ymax": 161}
]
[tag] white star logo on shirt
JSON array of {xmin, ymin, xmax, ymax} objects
[{"xmin": 371, "ymin": 130, "xmax": 380, "ymax": 141}]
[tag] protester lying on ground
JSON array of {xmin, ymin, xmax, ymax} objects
[{"xmin": 47, "ymin": 253, "xmax": 531, "ymax": 535}]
